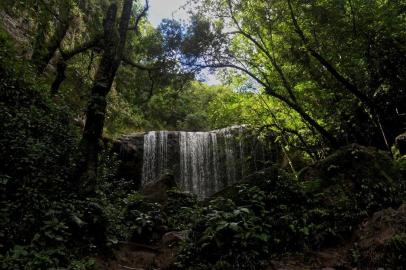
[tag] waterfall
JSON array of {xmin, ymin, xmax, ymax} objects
[
  {"xmin": 210, "ymin": 133, "xmax": 219, "ymax": 194},
  {"xmin": 179, "ymin": 132, "xmax": 219, "ymax": 198},
  {"xmin": 140, "ymin": 126, "xmax": 269, "ymax": 198},
  {"xmin": 141, "ymin": 131, "xmax": 168, "ymax": 186}
]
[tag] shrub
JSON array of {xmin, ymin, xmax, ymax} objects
[
  {"xmin": 175, "ymin": 172, "xmax": 309, "ymax": 270},
  {"xmin": 0, "ymin": 29, "xmax": 120, "ymax": 269}
]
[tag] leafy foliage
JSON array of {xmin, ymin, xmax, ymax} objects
[
  {"xmin": 175, "ymin": 148, "xmax": 405, "ymax": 269},
  {"xmin": 174, "ymin": 171, "xmax": 309, "ymax": 269},
  {"xmin": 165, "ymin": 189, "xmax": 200, "ymax": 231},
  {"xmin": 0, "ymin": 29, "xmax": 125, "ymax": 269},
  {"xmin": 122, "ymin": 193, "xmax": 167, "ymax": 244},
  {"xmin": 175, "ymin": 0, "xmax": 406, "ymax": 150}
]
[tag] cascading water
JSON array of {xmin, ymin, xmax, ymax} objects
[
  {"xmin": 141, "ymin": 126, "xmax": 272, "ymax": 198},
  {"xmin": 179, "ymin": 131, "xmax": 220, "ymax": 198},
  {"xmin": 141, "ymin": 131, "xmax": 168, "ymax": 186}
]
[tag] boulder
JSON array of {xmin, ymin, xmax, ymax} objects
[
  {"xmin": 298, "ymin": 144, "xmax": 403, "ymax": 245},
  {"xmin": 299, "ymin": 145, "xmax": 401, "ymax": 209},
  {"xmin": 354, "ymin": 204, "xmax": 406, "ymax": 268},
  {"xmin": 141, "ymin": 173, "xmax": 177, "ymax": 204}
]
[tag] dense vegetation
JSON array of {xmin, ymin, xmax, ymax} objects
[{"xmin": 0, "ymin": 0, "xmax": 405, "ymax": 269}]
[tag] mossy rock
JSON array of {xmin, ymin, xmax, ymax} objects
[
  {"xmin": 300, "ymin": 144, "xmax": 403, "ymax": 212},
  {"xmin": 207, "ymin": 166, "xmax": 280, "ymax": 202},
  {"xmin": 141, "ymin": 173, "xmax": 178, "ymax": 204},
  {"xmin": 299, "ymin": 144, "xmax": 404, "ymax": 247}
]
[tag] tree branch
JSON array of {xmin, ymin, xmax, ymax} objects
[
  {"xmin": 38, "ymin": 0, "xmax": 71, "ymax": 24},
  {"xmin": 226, "ymin": 0, "xmax": 298, "ymax": 103},
  {"xmin": 51, "ymin": 35, "xmax": 102, "ymax": 94},
  {"xmin": 60, "ymin": 35, "xmax": 102, "ymax": 61},
  {"xmin": 287, "ymin": 0, "xmax": 371, "ymax": 106},
  {"xmin": 122, "ymin": 56, "xmax": 159, "ymax": 71},
  {"xmin": 128, "ymin": 0, "xmax": 149, "ymax": 33},
  {"xmin": 189, "ymin": 61, "xmax": 340, "ymax": 148}
]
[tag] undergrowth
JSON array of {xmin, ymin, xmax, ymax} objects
[{"xmin": 0, "ymin": 28, "xmax": 136, "ymax": 269}]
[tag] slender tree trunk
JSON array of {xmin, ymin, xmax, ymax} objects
[
  {"xmin": 282, "ymin": 95, "xmax": 340, "ymax": 149},
  {"xmin": 31, "ymin": 1, "xmax": 71, "ymax": 74},
  {"xmin": 51, "ymin": 59, "xmax": 67, "ymax": 94},
  {"xmin": 287, "ymin": 0, "xmax": 390, "ymax": 151}
]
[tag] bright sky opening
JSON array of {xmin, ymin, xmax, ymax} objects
[
  {"xmin": 148, "ymin": 0, "xmax": 190, "ymax": 27},
  {"xmin": 148, "ymin": 0, "xmax": 221, "ymax": 85}
]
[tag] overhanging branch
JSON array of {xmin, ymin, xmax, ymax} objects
[
  {"xmin": 122, "ymin": 56, "xmax": 159, "ymax": 71},
  {"xmin": 226, "ymin": 0, "xmax": 298, "ymax": 103},
  {"xmin": 60, "ymin": 35, "xmax": 102, "ymax": 61},
  {"xmin": 188, "ymin": 60, "xmax": 339, "ymax": 148},
  {"xmin": 128, "ymin": 0, "xmax": 149, "ymax": 33},
  {"xmin": 51, "ymin": 35, "xmax": 102, "ymax": 94}
]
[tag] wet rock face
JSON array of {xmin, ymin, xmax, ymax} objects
[
  {"xmin": 113, "ymin": 127, "xmax": 281, "ymax": 198},
  {"xmin": 396, "ymin": 132, "xmax": 406, "ymax": 156},
  {"xmin": 112, "ymin": 133, "xmax": 145, "ymax": 189}
]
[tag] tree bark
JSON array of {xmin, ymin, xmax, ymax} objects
[{"xmin": 51, "ymin": 59, "xmax": 66, "ymax": 94}]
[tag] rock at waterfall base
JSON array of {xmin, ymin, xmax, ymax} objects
[{"xmin": 141, "ymin": 173, "xmax": 177, "ymax": 204}]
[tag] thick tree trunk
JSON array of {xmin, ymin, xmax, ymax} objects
[{"xmin": 78, "ymin": 0, "xmax": 134, "ymax": 189}]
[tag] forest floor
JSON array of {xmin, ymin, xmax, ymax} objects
[
  {"xmin": 267, "ymin": 206, "xmax": 406, "ymax": 269},
  {"xmin": 96, "ymin": 204, "xmax": 406, "ymax": 270},
  {"xmin": 96, "ymin": 232, "xmax": 184, "ymax": 270}
]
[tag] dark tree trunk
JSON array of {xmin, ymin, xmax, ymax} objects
[
  {"xmin": 51, "ymin": 59, "xmax": 67, "ymax": 94},
  {"xmin": 78, "ymin": 0, "xmax": 134, "ymax": 189}
]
